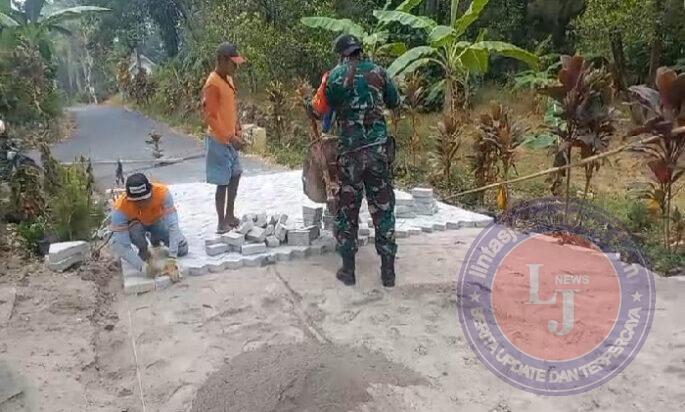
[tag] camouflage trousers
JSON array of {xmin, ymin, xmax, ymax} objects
[{"xmin": 334, "ymin": 144, "xmax": 396, "ymax": 259}]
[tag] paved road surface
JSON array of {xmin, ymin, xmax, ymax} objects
[{"xmin": 50, "ymin": 105, "xmax": 279, "ymax": 190}]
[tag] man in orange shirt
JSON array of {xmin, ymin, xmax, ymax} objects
[{"xmin": 202, "ymin": 42, "xmax": 245, "ymax": 234}]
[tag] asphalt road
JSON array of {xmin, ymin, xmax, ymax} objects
[{"xmin": 50, "ymin": 105, "xmax": 278, "ymax": 190}]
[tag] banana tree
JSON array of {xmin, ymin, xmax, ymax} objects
[
  {"xmin": 300, "ymin": 0, "xmax": 426, "ymax": 61},
  {"xmin": 0, "ymin": 0, "xmax": 108, "ymax": 35},
  {"xmin": 380, "ymin": 0, "xmax": 539, "ymax": 113}
]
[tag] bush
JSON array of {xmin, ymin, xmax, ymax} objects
[
  {"xmin": 17, "ymin": 220, "xmax": 46, "ymax": 257},
  {"xmin": 49, "ymin": 159, "xmax": 104, "ymax": 242}
]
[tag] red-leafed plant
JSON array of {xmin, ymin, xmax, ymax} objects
[
  {"xmin": 541, "ymin": 55, "xmax": 617, "ymax": 220},
  {"xmin": 629, "ymin": 67, "xmax": 685, "ymax": 251}
]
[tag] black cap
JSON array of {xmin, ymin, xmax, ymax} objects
[
  {"xmin": 125, "ymin": 173, "xmax": 152, "ymax": 201},
  {"xmin": 333, "ymin": 34, "xmax": 362, "ymax": 57},
  {"xmin": 216, "ymin": 42, "xmax": 245, "ymax": 64}
]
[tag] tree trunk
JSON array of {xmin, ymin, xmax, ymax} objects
[
  {"xmin": 610, "ymin": 31, "xmax": 628, "ymax": 93},
  {"xmin": 648, "ymin": 0, "xmax": 664, "ymax": 85}
]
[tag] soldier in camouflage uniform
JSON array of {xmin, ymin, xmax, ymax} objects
[{"xmin": 310, "ymin": 34, "xmax": 400, "ymax": 287}]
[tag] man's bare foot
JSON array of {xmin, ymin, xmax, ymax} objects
[
  {"xmin": 225, "ymin": 216, "xmax": 240, "ymax": 228},
  {"xmin": 216, "ymin": 224, "xmax": 229, "ymax": 234}
]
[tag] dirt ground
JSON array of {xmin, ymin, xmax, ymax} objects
[{"xmin": 1, "ymin": 230, "xmax": 684, "ymax": 412}]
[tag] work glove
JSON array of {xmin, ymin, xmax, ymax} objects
[{"xmin": 163, "ymin": 258, "xmax": 182, "ymax": 283}]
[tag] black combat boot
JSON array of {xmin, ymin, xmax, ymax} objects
[
  {"xmin": 381, "ymin": 256, "xmax": 395, "ymax": 287},
  {"xmin": 336, "ymin": 255, "xmax": 356, "ymax": 286}
]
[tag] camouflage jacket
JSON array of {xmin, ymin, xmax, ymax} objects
[{"xmin": 311, "ymin": 59, "xmax": 400, "ymax": 152}]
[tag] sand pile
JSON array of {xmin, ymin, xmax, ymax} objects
[{"xmin": 191, "ymin": 342, "xmax": 427, "ymax": 412}]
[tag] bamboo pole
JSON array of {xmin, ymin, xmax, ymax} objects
[{"xmin": 448, "ymin": 126, "xmax": 685, "ymax": 199}]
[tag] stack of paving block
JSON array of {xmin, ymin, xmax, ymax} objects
[
  {"xmin": 395, "ymin": 191, "xmax": 417, "ymax": 218},
  {"xmin": 287, "ymin": 225, "xmax": 320, "ymax": 247},
  {"xmin": 205, "ymin": 213, "xmax": 290, "ymax": 257},
  {"xmin": 411, "ymin": 188, "xmax": 438, "ymax": 215},
  {"xmin": 47, "ymin": 241, "xmax": 89, "ymax": 272},
  {"xmin": 303, "ymin": 205, "xmax": 324, "ymax": 228}
]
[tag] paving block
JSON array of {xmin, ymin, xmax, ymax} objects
[
  {"xmin": 411, "ymin": 187, "xmax": 434, "ymax": 198},
  {"xmin": 190, "ymin": 265, "xmax": 209, "ymax": 277},
  {"xmin": 48, "ymin": 241, "xmax": 88, "ymax": 264},
  {"xmin": 204, "ymin": 236, "xmax": 224, "ymax": 247},
  {"xmin": 278, "ymin": 214, "xmax": 289, "ymax": 225},
  {"xmin": 275, "ymin": 249, "xmax": 293, "ymax": 262},
  {"xmin": 242, "ymin": 243, "xmax": 267, "ymax": 255},
  {"xmin": 206, "ymin": 243, "xmax": 229, "ymax": 257},
  {"xmin": 368, "ymin": 230, "xmax": 375, "ymax": 243},
  {"xmin": 303, "ymin": 206, "xmax": 324, "ymax": 226},
  {"xmin": 419, "ymin": 224, "xmax": 434, "ymax": 233},
  {"xmin": 396, "ymin": 229, "xmax": 409, "ymax": 239},
  {"xmin": 268, "ymin": 215, "xmax": 278, "ymax": 226},
  {"xmin": 266, "ymin": 252, "xmax": 278, "ymax": 265},
  {"xmin": 317, "ymin": 237, "xmax": 337, "ymax": 253},
  {"xmin": 246, "ymin": 227, "xmax": 267, "ymax": 243},
  {"xmin": 433, "ymin": 222, "xmax": 447, "ymax": 231},
  {"xmin": 408, "ymin": 227, "xmax": 422, "ymax": 236},
  {"xmin": 237, "ymin": 220, "xmax": 254, "ymax": 234},
  {"xmin": 242, "ymin": 213, "xmax": 256, "ymax": 223},
  {"xmin": 243, "ymin": 255, "xmax": 267, "ymax": 267},
  {"xmin": 179, "ymin": 264, "xmax": 193, "ymax": 277},
  {"xmin": 224, "ymin": 258, "xmax": 244, "ymax": 270},
  {"xmin": 446, "ymin": 221, "xmax": 463, "ymax": 230},
  {"xmin": 358, "ymin": 224, "xmax": 371, "ymax": 236},
  {"xmin": 460, "ymin": 221, "xmax": 476, "ymax": 228},
  {"xmin": 124, "ymin": 277, "xmax": 155, "ymax": 295},
  {"xmin": 47, "ymin": 252, "xmax": 86, "ymax": 272},
  {"xmin": 266, "ymin": 236, "xmax": 280, "ymax": 248},
  {"xmin": 308, "ymin": 244, "xmax": 324, "ymax": 256},
  {"xmin": 222, "ymin": 231, "xmax": 245, "ymax": 247},
  {"xmin": 275, "ymin": 224, "xmax": 288, "ymax": 242},
  {"xmin": 154, "ymin": 276, "xmax": 173, "ymax": 290},
  {"xmin": 265, "ymin": 224, "xmax": 275, "ymax": 236},
  {"xmin": 357, "ymin": 236, "xmax": 369, "ymax": 247},
  {"xmin": 255, "ymin": 213, "xmax": 268, "ymax": 228},
  {"xmin": 288, "ymin": 230, "xmax": 311, "ymax": 246},
  {"xmin": 291, "ymin": 246, "xmax": 310, "ymax": 259},
  {"xmin": 208, "ymin": 261, "xmax": 225, "ymax": 273}
]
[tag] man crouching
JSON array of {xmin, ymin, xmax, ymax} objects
[{"xmin": 110, "ymin": 173, "xmax": 188, "ymax": 276}]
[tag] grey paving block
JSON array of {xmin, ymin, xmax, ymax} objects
[
  {"xmin": 411, "ymin": 188, "xmax": 434, "ymax": 198},
  {"xmin": 275, "ymin": 223, "xmax": 288, "ymax": 242},
  {"xmin": 359, "ymin": 224, "xmax": 371, "ymax": 236},
  {"xmin": 268, "ymin": 215, "xmax": 278, "ymax": 226},
  {"xmin": 396, "ymin": 229, "xmax": 409, "ymax": 239},
  {"xmin": 124, "ymin": 277, "xmax": 155, "ymax": 295},
  {"xmin": 265, "ymin": 224, "xmax": 275, "ymax": 236},
  {"xmin": 222, "ymin": 231, "xmax": 245, "ymax": 247},
  {"xmin": 291, "ymin": 246, "xmax": 310, "ymax": 259},
  {"xmin": 275, "ymin": 249, "xmax": 293, "ymax": 262},
  {"xmin": 208, "ymin": 261, "xmax": 225, "ymax": 273},
  {"xmin": 307, "ymin": 225, "xmax": 320, "ymax": 241},
  {"xmin": 224, "ymin": 258, "xmax": 244, "ymax": 270},
  {"xmin": 242, "ymin": 213, "xmax": 256, "ymax": 223},
  {"xmin": 206, "ymin": 243, "xmax": 228, "ymax": 257},
  {"xmin": 237, "ymin": 220, "xmax": 254, "ymax": 234},
  {"xmin": 243, "ymin": 255, "xmax": 267, "ymax": 267},
  {"xmin": 303, "ymin": 206, "xmax": 324, "ymax": 226},
  {"xmin": 48, "ymin": 241, "xmax": 88, "ymax": 264},
  {"xmin": 190, "ymin": 265, "xmax": 209, "ymax": 277},
  {"xmin": 266, "ymin": 252, "xmax": 278, "ymax": 264},
  {"xmin": 288, "ymin": 230, "xmax": 311, "ymax": 246},
  {"xmin": 308, "ymin": 244, "xmax": 324, "ymax": 256},
  {"xmin": 246, "ymin": 227, "xmax": 267, "ymax": 243},
  {"xmin": 367, "ymin": 218, "xmax": 374, "ymax": 227},
  {"xmin": 419, "ymin": 224, "xmax": 434, "ymax": 233},
  {"xmin": 278, "ymin": 214, "xmax": 289, "ymax": 225},
  {"xmin": 255, "ymin": 213, "xmax": 268, "ymax": 228},
  {"xmin": 47, "ymin": 252, "xmax": 86, "ymax": 272},
  {"xmin": 408, "ymin": 227, "xmax": 422, "ymax": 236},
  {"xmin": 433, "ymin": 222, "xmax": 447, "ymax": 231},
  {"xmin": 266, "ymin": 236, "xmax": 280, "ymax": 248},
  {"xmin": 204, "ymin": 236, "xmax": 224, "ymax": 247},
  {"xmin": 446, "ymin": 221, "xmax": 463, "ymax": 230},
  {"xmin": 460, "ymin": 221, "xmax": 476, "ymax": 228},
  {"xmin": 242, "ymin": 243, "xmax": 267, "ymax": 255}
]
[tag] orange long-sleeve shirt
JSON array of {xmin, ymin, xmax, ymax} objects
[{"xmin": 202, "ymin": 72, "xmax": 239, "ymax": 144}]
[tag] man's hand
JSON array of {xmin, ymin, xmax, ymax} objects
[{"xmin": 231, "ymin": 134, "xmax": 244, "ymax": 151}]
